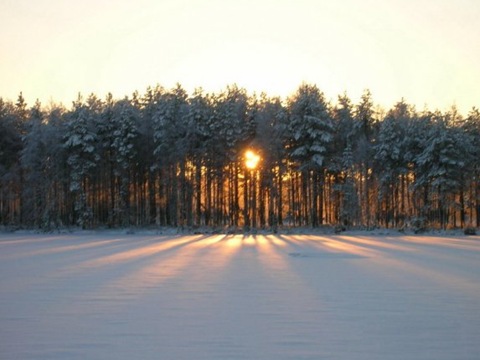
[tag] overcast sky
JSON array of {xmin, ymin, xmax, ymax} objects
[{"xmin": 1, "ymin": 0, "xmax": 479, "ymax": 113}]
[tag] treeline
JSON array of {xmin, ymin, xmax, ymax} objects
[{"xmin": 0, "ymin": 84, "xmax": 479, "ymax": 230}]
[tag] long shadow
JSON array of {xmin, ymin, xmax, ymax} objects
[
  {"xmin": 271, "ymin": 233, "xmax": 375, "ymax": 259},
  {"xmin": 0, "ymin": 233, "xmax": 194, "ymax": 263},
  {"xmin": 330, "ymin": 234, "xmax": 416, "ymax": 256},
  {"xmin": 76, "ymin": 234, "xmax": 212, "ymax": 270},
  {"xmin": 211, "ymin": 233, "xmax": 238, "ymax": 243},
  {"xmin": 400, "ymin": 234, "xmax": 480, "ymax": 253},
  {"xmin": 73, "ymin": 233, "xmax": 260, "ymax": 311},
  {"xmin": 40, "ymin": 234, "xmax": 218, "ymax": 312},
  {"xmin": 313, "ymin": 234, "xmax": 384, "ymax": 256},
  {"xmin": 0, "ymin": 234, "xmax": 81, "ymax": 245},
  {"xmin": 329, "ymin": 233, "xmax": 480, "ymax": 260},
  {"xmin": 272, "ymin": 233, "xmax": 306, "ymax": 249},
  {"xmin": 1, "ymin": 237, "xmax": 155, "ymax": 262}
]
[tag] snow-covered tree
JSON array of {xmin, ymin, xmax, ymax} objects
[
  {"xmin": 331, "ymin": 93, "xmax": 359, "ymax": 226},
  {"xmin": 354, "ymin": 89, "xmax": 377, "ymax": 227},
  {"xmin": 413, "ymin": 111, "xmax": 472, "ymax": 228},
  {"xmin": 63, "ymin": 94, "xmax": 100, "ymax": 228},
  {"xmin": 111, "ymin": 98, "xmax": 139, "ymax": 226},
  {"xmin": 138, "ymin": 86, "xmax": 163, "ymax": 225},
  {"xmin": 0, "ymin": 98, "xmax": 22, "ymax": 177},
  {"xmin": 207, "ymin": 85, "xmax": 254, "ymax": 226},
  {"xmin": 153, "ymin": 84, "xmax": 188, "ymax": 165},
  {"xmin": 288, "ymin": 84, "xmax": 333, "ymax": 171},
  {"xmin": 252, "ymin": 94, "xmax": 289, "ymax": 228},
  {"xmin": 374, "ymin": 100, "xmax": 412, "ymax": 227},
  {"xmin": 287, "ymin": 83, "xmax": 334, "ymax": 226},
  {"xmin": 462, "ymin": 108, "xmax": 480, "ymax": 226},
  {"xmin": 20, "ymin": 100, "xmax": 45, "ymax": 226},
  {"xmin": 185, "ymin": 88, "xmax": 214, "ymax": 225},
  {"xmin": 152, "ymin": 84, "xmax": 189, "ymax": 225},
  {"xmin": 213, "ymin": 85, "xmax": 254, "ymax": 164},
  {"xmin": 0, "ymin": 97, "xmax": 24, "ymax": 225}
]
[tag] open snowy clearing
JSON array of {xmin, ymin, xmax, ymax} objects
[{"xmin": 1, "ymin": 232, "xmax": 479, "ymax": 360}]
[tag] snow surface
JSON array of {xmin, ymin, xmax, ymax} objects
[{"xmin": 1, "ymin": 232, "xmax": 480, "ymax": 360}]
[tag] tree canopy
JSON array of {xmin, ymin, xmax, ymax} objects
[{"xmin": 1, "ymin": 85, "xmax": 479, "ymax": 231}]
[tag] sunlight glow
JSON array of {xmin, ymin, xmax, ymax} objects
[{"xmin": 245, "ymin": 150, "xmax": 260, "ymax": 170}]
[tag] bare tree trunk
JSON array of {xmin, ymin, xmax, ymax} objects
[
  {"xmin": 243, "ymin": 170, "xmax": 249, "ymax": 230},
  {"xmin": 277, "ymin": 167, "xmax": 283, "ymax": 226},
  {"xmin": 312, "ymin": 171, "xmax": 318, "ymax": 227},
  {"xmin": 195, "ymin": 159, "xmax": 202, "ymax": 226}
]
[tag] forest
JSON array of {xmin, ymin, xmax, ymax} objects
[{"xmin": 0, "ymin": 83, "xmax": 479, "ymax": 231}]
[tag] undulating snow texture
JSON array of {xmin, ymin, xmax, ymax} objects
[{"xmin": 1, "ymin": 232, "xmax": 479, "ymax": 359}]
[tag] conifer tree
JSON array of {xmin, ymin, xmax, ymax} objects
[
  {"xmin": 63, "ymin": 94, "xmax": 99, "ymax": 228},
  {"xmin": 287, "ymin": 84, "xmax": 334, "ymax": 226}
]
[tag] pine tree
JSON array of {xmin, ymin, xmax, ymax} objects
[
  {"xmin": 463, "ymin": 108, "xmax": 480, "ymax": 226},
  {"xmin": 287, "ymin": 84, "xmax": 334, "ymax": 226},
  {"xmin": 414, "ymin": 111, "xmax": 472, "ymax": 228},
  {"xmin": 374, "ymin": 100, "xmax": 412, "ymax": 227},
  {"xmin": 111, "ymin": 98, "xmax": 139, "ymax": 226},
  {"xmin": 252, "ymin": 94, "xmax": 288, "ymax": 229},
  {"xmin": 354, "ymin": 89, "xmax": 377, "ymax": 227},
  {"xmin": 0, "ymin": 98, "xmax": 23, "ymax": 225},
  {"xmin": 20, "ymin": 101, "xmax": 68, "ymax": 229},
  {"xmin": 138, "ymin": 85, "xmax": 163, "ymax": 225},
  {"xmin": 210, "ymin": 85, "xmax": 254, "ymax": 227},
  {"xmin": 20, "ymin": 100, "xmax": 45, "ymax": 226},
  {"xmin": 63, "ymin": 94, "xmax": 99, "ymax": 228},
  {"xmin": 185, "ymin": 88, "xmax": 214, "ymax": 226},
  {"xmin": 331, "ymin": 93, "xmax": 359, "ymax": 226},
  {"xmin": 152, "ymin": 84, "xmax": 189, "ymax": 226}
]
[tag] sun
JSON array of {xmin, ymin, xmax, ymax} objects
[{"xmin": 245, "ymin": 150, "xmax": 260, "ymax": 170}]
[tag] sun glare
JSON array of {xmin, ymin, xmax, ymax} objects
[{"xmin": 245, "ymin": 150, "xmax": 260, "ymax": 170}]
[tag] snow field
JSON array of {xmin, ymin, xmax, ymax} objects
[{"xmin": 1, "ymin": 232, "xmax": 479, "ymax": 359}]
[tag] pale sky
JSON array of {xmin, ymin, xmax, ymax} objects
[{"xmin": 1, "ymin": 0, "xmax": 479, "ymax": 113}]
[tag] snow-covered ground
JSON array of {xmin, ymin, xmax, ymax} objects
[{"xmin": 1, "ymin": 232, "xmax": 479, "ymax": 360}]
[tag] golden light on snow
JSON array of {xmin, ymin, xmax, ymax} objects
[{"xmin": 245, "ymin": 150, "xmax": 260, "ymax": 170}]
